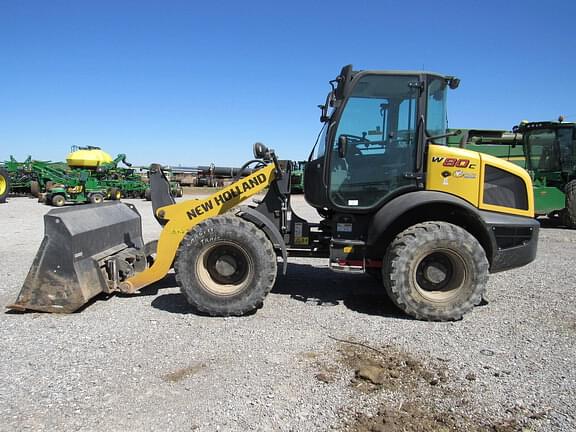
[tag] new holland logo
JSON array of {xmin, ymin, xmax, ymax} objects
[{"xmin": 186, "ymin": 173, "xmax": 268, "ymax": 220}]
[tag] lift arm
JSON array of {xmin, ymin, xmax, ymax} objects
[{"xmin": 119, "ymin": 162, "xmax": 277, "ymax": 293}]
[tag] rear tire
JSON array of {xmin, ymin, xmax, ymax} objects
[
  {"xmin": 144, "ymin": 189, "xmax": 151, "ymax": 201},
  {"xmin": 90, "ymin": 193, "xmax": 104, "ymax": 204},
  {"xmin": 175, "ymin": 214, "xmax": 277, "ymax": 316},
  {"xmin": 30, "ymin": 180, "xmax": 40, "ymax": 197},
  {"xmin": 51, "ymin": 194, "xmax": 66, "ymax": 207},
  {"xmin": 109, "ymin": 187, "xmax": 121, "ymax": 201},
  {"xmin": 563, "ymin": 180, "xmax": 576, "ymax": 228},
  {"xmin": 382, "ymin": 221, "xmax": 489, "ymax": 321}
]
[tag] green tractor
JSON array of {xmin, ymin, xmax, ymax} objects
[
  {"xmin": 289, "ymin": 160, "xmax": 306, "ymax": 193},
  {"xmin": 449, "ymin": 119, "xmax": 576, "ymax": 227},
  {"xmin": 515, "ymin": 120, "xmax": 576, "ymax": 226},
  {"xmin": 43, "ymin": 171, "xmax": 109, "ymax": 206}
]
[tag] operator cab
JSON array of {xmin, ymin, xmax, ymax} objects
[
  {"xmin": 305, "ymin": 65, "xmax": 459, "ymax": 211},
  {"xmin": 517, "ymin": 121, "xmax": 576, "ymax": 180}
]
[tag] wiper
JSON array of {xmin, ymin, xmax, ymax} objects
[{"xmin": 426, "ymin": 129, "xmax": 462, "ymax": 142}]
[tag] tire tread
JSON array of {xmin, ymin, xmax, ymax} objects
[
  {"xmin": 383, "ymin": 221, "xmax": 489, "ymax": 321},
  {"xmin": 174, "ymin": 214, "xmax": 277, "ymax": 316}
]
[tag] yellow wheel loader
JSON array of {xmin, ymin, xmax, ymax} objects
[{"xmin": 8, "ymin": 66, "xmax": 539, "ymax": 320}]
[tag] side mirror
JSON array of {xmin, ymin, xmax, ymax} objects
[
  {"xmin": 319, "ymin": 90, "xmax": 334, "ymax": 123},
  {"xmin": 253, "ymin": 142, "xmax": 269, "ymax": 159},
  {"xmin": 448, "ymin": 77, "xmax": 460, "ymax": 89},
  {"xmin": 337, "ymin": 135, "xmax": 347, "ymax": 158}
]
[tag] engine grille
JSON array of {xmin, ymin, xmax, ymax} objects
[{"xmin": 493, "ymin": 226, "xmax": 534, "ymax": 249}]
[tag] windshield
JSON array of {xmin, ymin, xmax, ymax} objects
[
  {"xmin": 329, "ymin": 74, "xmax": 419, "ymax": 208},
  {"xmin": 526, "ymin": 128, "xmax": 561, "ymax": 172},
  {"xmin": 426, "ymin": 77, "xmax": 447, "ymax": 142}
]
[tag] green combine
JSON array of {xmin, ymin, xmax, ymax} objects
[
  {"xmin": 516, "ymin": 120, "xmax": 576, "ymax": 226},
  {"xmin": 449, "ymin": 119, "xmax": 576, "ymax": 227}
]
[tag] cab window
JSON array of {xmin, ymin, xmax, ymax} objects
[{"xmin": 329, "ymin": 74, "xmax": 419, "ymax": 208}]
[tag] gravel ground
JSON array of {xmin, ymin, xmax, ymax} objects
[{"xmin": 0, "ymin": 195, "xmax": 575, "ymax": 432}]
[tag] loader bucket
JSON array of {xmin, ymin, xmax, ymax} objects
[{"xmin": 8, "ymin": 202, "xmax": 145, "ymax": 313}]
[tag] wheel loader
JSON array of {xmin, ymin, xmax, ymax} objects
[{"xmin": 8, "ymin": 65, "xmax": 539, "ymax": 321}]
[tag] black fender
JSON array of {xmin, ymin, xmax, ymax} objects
[
  {"xmin": 236, "ymin": 206, "xmax": 288, "ymax": 275},
  {"xmin": 367, "ymin": 191, "xmax": 494, "ymax": 263}
]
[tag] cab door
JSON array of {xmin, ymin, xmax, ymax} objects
[{"xmin": 327, "ymin": 74, "xmax": 420, "ymax": 209}]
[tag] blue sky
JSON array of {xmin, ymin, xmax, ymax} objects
[{"xmin": 1, "ymin": 0, "xmax": 575, "ymax": 166}]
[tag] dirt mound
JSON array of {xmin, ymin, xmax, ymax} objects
[{"xmin": 320, "ymin": 340, "xmax": 537, "ymax": 432}]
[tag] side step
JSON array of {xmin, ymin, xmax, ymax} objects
[{"xmin": 329, "ymin": 239, "xmax": 366, "ymax": 273}]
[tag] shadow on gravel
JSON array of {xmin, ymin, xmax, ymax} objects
[
  {"xmin": 151, "ymin": 293, "xmax": 194, "ymax": 314},
  {"xmin": 272, "ymin": 262, "xmax": 410, "ymax": 320},
  {"xmin": 148, "ymin": 262, "xmax": 409, "ymax": 319},
  {"xmin": 151, "ymin": 293, "xmax": 260, "ymax": 316}
]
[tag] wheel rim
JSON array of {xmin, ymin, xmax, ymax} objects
[
  {"xmin": 196, "ymin": 241, "xmax": 253, "ymax": 296},
  {"xmin": 0, "ymin": 176, "xmax": 6, "ymax": 195},
  {"xmin": 412, "ymin": 249, "xmax": 467, "ymax": 302}
]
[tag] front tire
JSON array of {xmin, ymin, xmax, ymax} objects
[
  {"xmin": 90, "ymin": 193, "xmax": 104, "ymax": 204},
  {"xmin": 382, "ymin": 221, "xmax": 489, "ymax": 321},
  {"xmin": 175, "ymin": 214, "xmax": 277, "ymax": 316}
]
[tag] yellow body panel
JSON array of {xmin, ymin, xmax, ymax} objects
[
  {"xmin": 426, "ymin": 144, "xmax": 534, "ymax": 217},
  {"xmin": 426, "ymin": 144, "xmax": 482, "ymax": 206},
  {"xmin": 122, "ymin": 163, "xmax": 277, "ymax": 292}
]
